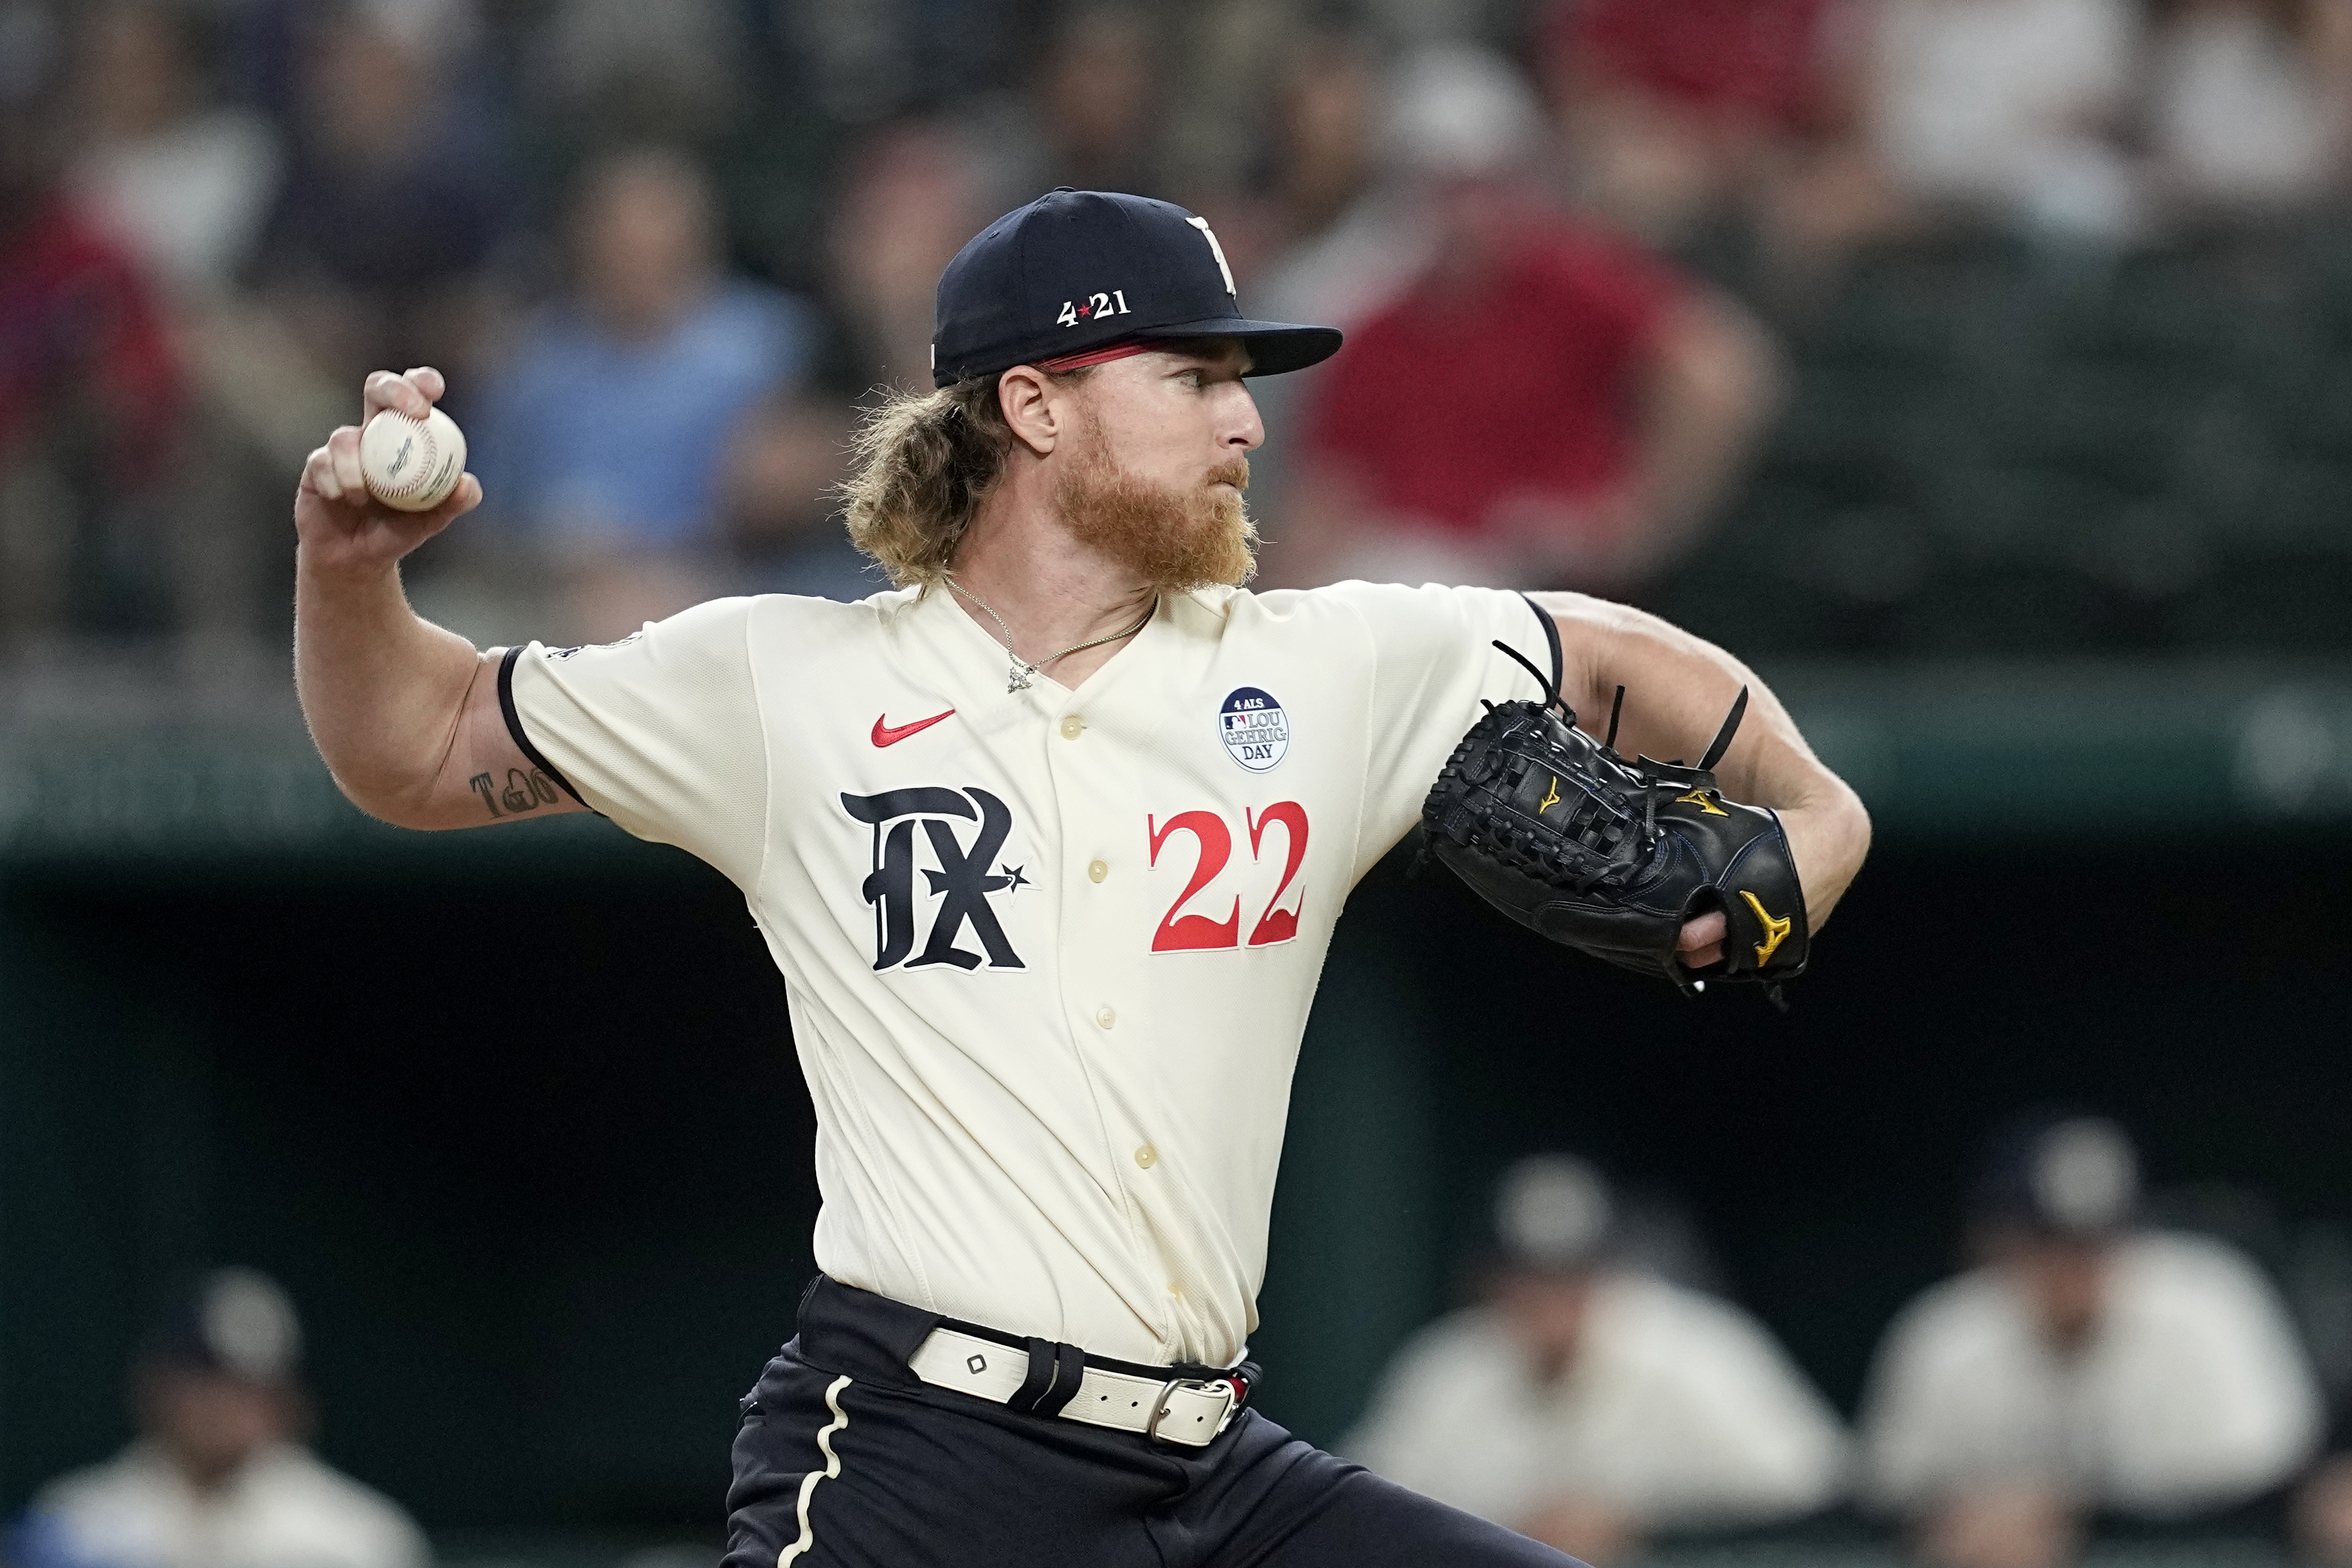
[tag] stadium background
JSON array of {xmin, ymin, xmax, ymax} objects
[{"xmin": 6, "ymin": 0, "xmax": 2352, "ymax": 1559}]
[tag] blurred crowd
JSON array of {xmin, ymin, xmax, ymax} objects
[
  {"xmin": 1347, "ymin": 1114, "xmax": 2352, "ymax": 1568},
  {"xmin": 24, "ymin": 1115, "xmax": 2352, "ymax": 1568},
  {"xmin": 9, "ymin": 0, "xmax": 2352, "ymax": 658},
  {"xmin": 9, "ymin": 7, "xmax": 2352, "ymax": 1560},
  {"xmin": 11, "ymin": 1269, "xmax": 427, "ymax": 1568}
]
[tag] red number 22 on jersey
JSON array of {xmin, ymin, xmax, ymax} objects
[{"xmin": 1147, "ymin": 802, "xmax": 1308, "ymax": 953}]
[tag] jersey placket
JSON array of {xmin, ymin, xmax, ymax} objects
[
  {"xmin": 912, "ymin": 590, "xmax": 1176, "ymax": 1351},
  {"xmin": 1035, "ymin": 677, "xmax": 1196, "ymax": 1357}
]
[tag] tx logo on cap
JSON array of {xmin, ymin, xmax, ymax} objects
[
  {"xmin": 928, "ymin": 189, "xmax": 1340, "ymax": 388},
  {"xmin": 1188, "ymin": 215, "xmax": 1236, "ymax": 297}
]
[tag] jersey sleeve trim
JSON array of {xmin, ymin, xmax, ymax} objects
[
  {"xmin": 497, "ymin": 645, "xmax": 588, "ymax": 808},
  {"xmin": 1518, "ymin": 593, "xmax": 1563, "ymax": 697}
]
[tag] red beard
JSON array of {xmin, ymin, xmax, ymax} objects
[{"xmin": 1052, "ymin": 433, "xmax": 1257, "ymax": 591}]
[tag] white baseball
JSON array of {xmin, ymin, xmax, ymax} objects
[{"xmin": 358, "ymin": 405, "xmax": 468, "ymax": 512}]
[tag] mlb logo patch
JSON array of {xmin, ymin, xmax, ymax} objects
[{"xmin": 1219, "ymin": 687, "xmax": 1289, "ymax": 772}]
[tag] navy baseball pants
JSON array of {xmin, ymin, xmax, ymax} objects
[{"xmin": 722, "ymin": 1277, "xmax": 1583, "ymax": 1567}]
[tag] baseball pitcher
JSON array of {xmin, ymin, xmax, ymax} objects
[{"xmin": 293, "ymin": 189, "xmax": 1871, "ymax": 1566}]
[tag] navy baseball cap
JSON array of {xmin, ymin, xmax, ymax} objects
[
  {"xmin": 1969, "ymin": 1110, "xmax": 2140, "ymax": 1237},
  {"xmin": 931, "ymin": 188, "xmax": 1343, "ymax": 387},
  {"xmin": 144, "ymin": 1267, "xmax": 305, "ymax": 1384}
]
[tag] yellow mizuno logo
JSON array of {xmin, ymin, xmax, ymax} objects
[
  {"xmin": 1675, "ymin": 787, "xmax": 1727, "ymax": 817},
  {"xmin": 1739, "ymin": 889, "xmax": 1792, "ymax": 966},
  {"xmin": 1539, "ymin": 777, "xmax": 1561, "ymax": 813}
]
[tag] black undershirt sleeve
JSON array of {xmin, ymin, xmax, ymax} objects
[
  {"xmin": 1517, "ymin": 591, "xmax": 1564, "ymax": 698},
  {"xmin": 496, "ymin": 646, "xmax": 588, "ymax": 808}
]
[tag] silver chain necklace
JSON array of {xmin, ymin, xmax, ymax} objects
[{"xmin": 947, "ymin": 575, "xmax": 1155, "ymax": 694}]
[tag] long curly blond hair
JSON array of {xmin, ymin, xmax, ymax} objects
[{"xmin": 839, "ymin": 370, "xmax": 1088, "ymax": 589}]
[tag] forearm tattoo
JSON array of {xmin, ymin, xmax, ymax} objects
[{"xmin": 470, "ymin": 769, "xmax": 561, "ymax": 818}]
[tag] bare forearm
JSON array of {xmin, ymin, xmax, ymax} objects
[
  {"xmin": 290, "ymin": 367, "xmax": 570, "ymax": 832},
  {"xmin": 1534, "ymin": 591, "xmax": 1871, "ymax": 925},
  {"xmin": 294, "ymin": 549, "xmax": 484, "ymax": 823}
]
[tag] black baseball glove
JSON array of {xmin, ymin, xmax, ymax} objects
[{"xmin": 1419, "ymin": 642, "xmax": 1808, "ymax": 999}]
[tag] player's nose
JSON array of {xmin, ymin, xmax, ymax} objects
[{"xmin": 1221, "ymin": 383, "xmax": 1264, "ymax": 453}]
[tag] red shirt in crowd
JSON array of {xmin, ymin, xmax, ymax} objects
[
  {"xmin": 1303, "ymin": 217, "xmax": 1683, "ymax": 547},
  {"xmin": 0, "ymin": 194, "xmax": 181, "ymax": 484},
  {"xmin": 1548, "ymin": 0, "xmax": 1834, "ymax": 132}
]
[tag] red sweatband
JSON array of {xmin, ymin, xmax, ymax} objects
[{"xmin": 1036, "ymin": 339, "xmax": 1153, "ymax": 373}]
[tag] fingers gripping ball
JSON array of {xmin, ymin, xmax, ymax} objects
[
  {"xmin": 359, "ymin": 406, "xmax": 468, "ymax": 512},
  {"xmin": 1419, "ymin": 642, "xmax": 1810, "ymax": 1002}
]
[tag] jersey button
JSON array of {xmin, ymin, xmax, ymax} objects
[
  {"xmin": 1088, "ymin": 859, "xmax": 1108, "ymax": 883},
  {"xmin": 1060, "ymin": 715, "xmax": 1085, "ymax": 739},
  {"xmin": 1135, "ymin": 1145, "xmax": 1158, "ymax": 1169},
  {"xmin": 1096, "ymin": 1006, "xmax": 1116, "ymax": 1029}
]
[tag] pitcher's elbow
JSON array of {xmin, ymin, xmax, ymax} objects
[{"xmin": 325, "ymin": 765, "xmax": 450, "ymax": 832}]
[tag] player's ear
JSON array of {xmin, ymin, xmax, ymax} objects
[{"xmin": 997, "ymin": 365, "xmax": 1063, "ymax": 458}]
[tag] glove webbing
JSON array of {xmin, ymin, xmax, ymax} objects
[{"xmin": 1445, "ymin": 641, "xmax": 1630, "ymax": 888}]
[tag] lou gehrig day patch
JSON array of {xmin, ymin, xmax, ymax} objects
[{"xmin": 1219, "ymin": 687, "xmax": 1289, "ymax": 772}]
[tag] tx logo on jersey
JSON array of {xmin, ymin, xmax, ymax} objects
[{"xmin": 842, "ymin": 786, "xmax": 1027, "ymax": 972}]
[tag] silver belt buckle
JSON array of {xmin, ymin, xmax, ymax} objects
[{"xmin": 1144, "ymin": 1376, "xmax": 1239, "ymax": 1445}]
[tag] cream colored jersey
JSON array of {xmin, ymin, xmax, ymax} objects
[{"xmin": 502, "ymin": 581, "xmax": 1551, "ymax": 1366}]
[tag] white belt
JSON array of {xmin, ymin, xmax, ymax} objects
[{"xmin": 908, "ymin": 1326, "xmax": 1242, "ymax": 1448}]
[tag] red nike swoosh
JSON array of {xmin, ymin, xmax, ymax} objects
[{"xmin": 872, "ymin": 709, "xmax": 956, "ymax": 747}]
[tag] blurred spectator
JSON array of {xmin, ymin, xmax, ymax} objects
[
  {"xmin": 1865, "ymin": 0, "xmax": 2144, "ymax": 242},
  {"xmin": 1344, "ymin": 1156, "xmax": 1848, "ymax": 1565},
  {"xmin": 825, "ymin": 121, "xmax": 1002, "ymax": 394},
  {"xmin": 2302, "ymin": 1452, "xmax": 2352, "ymax": 1566},
  {"xmin": 1274, "ymin": 45, "xmax": 1780, "ymax": 593},
  {"xmin": 1860, "ymin": 1114, "xmax": 2322, "ymax": 1568},
  {"xmin": 1256, "ymin": 23, "xmax": 1393, "ymax": 293},
  {"xmin": 55, "ymin": 1, "xmax": 314, "ymax": 650},
  {"xmin": 2144, "ymin": 0, "xmax": 2352, "ymax": 220},
  {"xmin": 64, "ymin": 2, "xmax": 283, "ymax": 302},
  {"xmin": 1240, "ymin": 22, "xmax": 1426, "ymax": 523},
  {"xmin": 14, "ymin": 1268, "xmax": 427, "ymax": 1568},
  {"xmin": 721, "ymin": 392, "xmax": 878, "ymax": 601},
  {"xmin": 776, "ymin": 0, "xmax": 1024, "ymax": 125},
  {"xmin": 1034, "ymin": 5, "xmax": 1164, "ymax": 195},
  {"xmin": 0, "ymin": 6, "xmax": 185, "ymax": 645},
  {"xmin": 473, "ymin": 147, "xmax": 815, "ymax": 639},
  {"xmin": 1539, "ymin": 0, "xmax": 1844, "ymax": 243},
  {"xmin": 524, "ymin": 0, "xmax": 748, "ymax": 154},
  {"xmin": 253, "ymin": 0, "xmax": 508, "ymax": 391}
]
